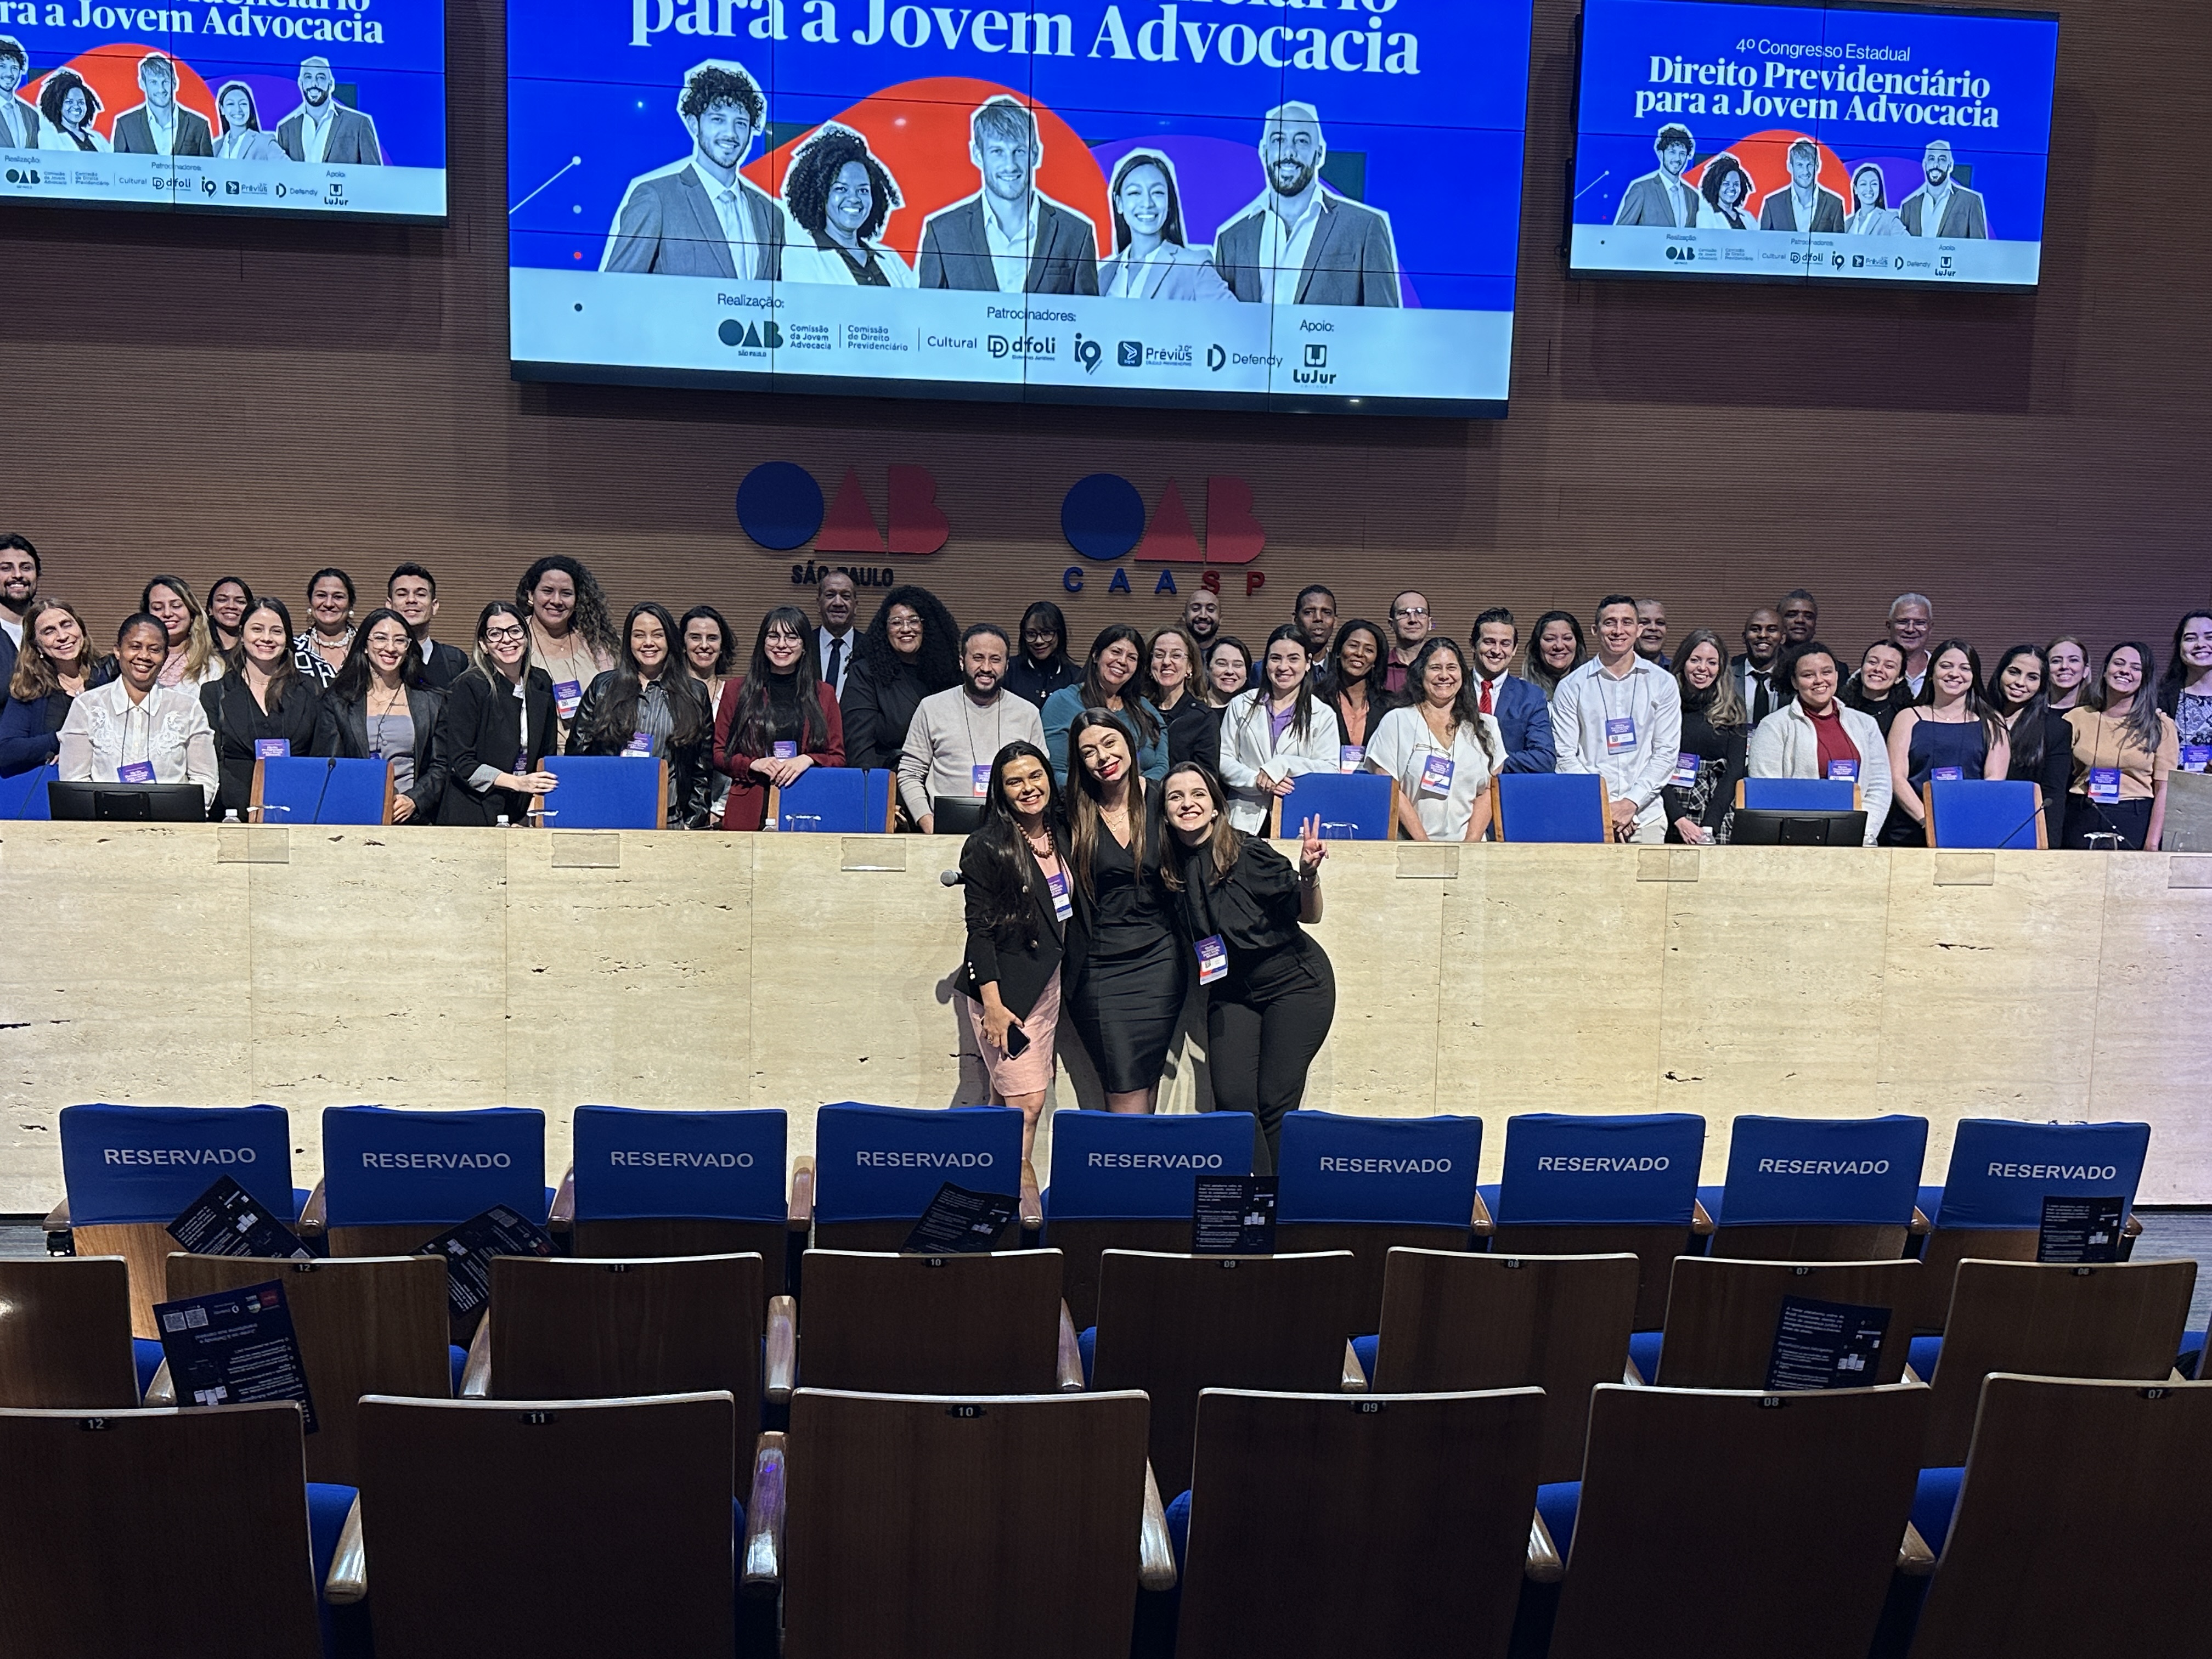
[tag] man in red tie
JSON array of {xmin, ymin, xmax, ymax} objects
[{"xmin": 1470, "ymin": 607, "xmax": 1557, "ymax": 774}]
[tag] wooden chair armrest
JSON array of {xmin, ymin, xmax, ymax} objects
[
  {"xmin": 142, "ymin": 1357, "xmax": 175, "ymax": 1406},
  {"xmin": 1340, "ymin": 1339, "xmax": 1368, "ymax": 1393},
  {"xmin": 41, "ymin": 1197, "xmax": 69, "ymax": 1232},
  {"xmin": 460, "ymin": 1313, "xmax": 492, "ymax": 1399},
  {"xmin": 1138, "ymin": 1460, "xmax": 1177, "ymax": 1593},
  {"xmin": 741, "ymin": 1431, "xmax": 787, "ymax": 1595},
  {"xmin": 296, "ymin": 1178, "xmax": 328, "ymax": 1239},
  {"xmin": 1019, "ymin": 1159, "xmax": 1044, "ymax": 1233},
  {"xmin": 1470, "ymin": 1188, "xmax": 1494, "ymax": 1238},
  {"xmin": 788, "ymin": 1157, "xmax": 815, "ymax": 1231},
  {"xmin": 325, "ymin": 1492, "xmax": 367, "ymax": 1605},
  {"xmin": 1057, "ymin": 1300, "xmax": 1086, "ymax": 1392},
  {"xmin": 1525, "ymin": 1510, "xmax": 1564, "ymax": 1583},
  {"xmin": 765, "ymin": 1295, "xmax": 798, "ymax": 1405},
  {"xmin": 547, "ymin": 1166, "xmax": 575, "ymax": 1233},
  {"xmin": 1897, "ymin": 1521, "xmax": 1937, "ymax": 1577},
  {"xmin": 1690, "ymin": 1199, "xmax": 1716, "ymax": 1236},
  {"xmin": 1909, "ymin": 1205, "xmax": 1933, "ymax": 1235}
]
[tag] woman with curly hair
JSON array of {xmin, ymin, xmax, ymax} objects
[
  {"xmin": 516, "ymin": 554, "xmax": 619, "ymax": 749},
  {"xmin": 780, "ymin": 122, "xmax": 917, "ymax": 287},
  {"xmin": 841, "ymin": 584, "xmax": 961, "ymax": 774}
]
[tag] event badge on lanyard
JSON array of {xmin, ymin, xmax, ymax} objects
[
  {"xmin": 1931, "ymin": 766, "xmax": 1963, "ymax": 782},
  {"xmin": 772, "ymin": 741, "xmax": 798, "ymax": 759},
  {"xmin": 1670, "ymin": 753, "xmax": 1701, "ymax": 788},
  {"xmin": 1605, "ymin": 715, "xmax": 1637, "ymax": 755},
  {"xmin": 972, "ymin": 764, "xmax": 991, "ymax": 797},
  {"xmin": 552, "ymin": 680, "xmax": 582, "ymax": 720},
  {"xmin": 2182, "ymin": 745, "xmax": 2211, "ymax": 774},
  {"xmin": 1195, "ymin": 934, "xmax": 1228, "ymax": 985},
  {"xmin": 623, "ymin": 731, "xmax": 654, "ymax": 758},
  {"xmin": 1338, "ymin": 745, "xmax": 1364, "ymax": 773},
  {"xmin": 118, "ymin": 760, "xmax": 156, "ymax": 783},
  {"xmin": 1828, "ymin": 758, "xmax": 1860, "ymax": 782},
  {"xmin": 2089, "ymin": 767, "xmax": 2122, "ymax": 804},
  {"xmin": 254, "ymin": 738, "xmax": 291, "ymax": 759},
  {"xmin": 1420, "ymin": 753, "xmax": 1455, "ymax": 795},
  {"xmin": 1047, "ymin": 870, "xmax": 1073, "ymax": 923}
]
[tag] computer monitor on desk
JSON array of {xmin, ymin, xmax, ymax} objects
[
  {"xmin": 1731, "ymin": 809, "xmax": 1869, "ymax": 848},
  {"xmin": 47, "ymin": 783, "xmax": 208, "ymax": 822}
]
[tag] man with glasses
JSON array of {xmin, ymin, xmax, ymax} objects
[{"xmin": 1383, "ymin": 590, "xmax": 1432, "ymax": 696}]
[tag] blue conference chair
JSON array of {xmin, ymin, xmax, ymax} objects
[
  {"xmin": 1269, "ymin": 772, "xmax": 1397, "ymax": 840},
  {"xmin": 1703, "ymin": 1114, "xmax": 1928, "ymax": 1262},
  {"xmin": 1486, "ymin": 1111, "xmax": 1707, "ymax": 1330},
  {"xmin": 562, "ymin": 1105, "xmax": 794, "ymax": 1280},
  {"xmin": 1042, "ymin": 1109, "xmax": 1256, "ymax": 1327},
  {"xmin": 541, "ymin": 755, "xmax": 668, "ymax": 830},
  {"xmin": 1906, "ymin": 1117, "xmax": 2152, "ymax": 1334},
  {"xmin": 54, "ymin": 1102, "xmax": 300, "ymax": 1342},
  {"xmin": 1738, "ymin": 776, "xmax": 1858, "ymax": 812},
  {"xmin": 252, "ymin": 755, "xmax": 390, "ymax": 825},
  {"xmin": 316, "ymin": 1105, "xmax": 548, "ymax": 1257},
  {"xmin": 1277, "ymin": 1111, "xmax": 1482, "ymax": 1329},
  {"xmin": 1494, "ymin": 772, "xmax": 1610, "ymax": 843},
  {"xmin": 1926, "ymin": 777, "xmax": 2046, "ymax": 849},
  {"xmin": 0, "ymin": 763, "xmax": 57, "ymax": 820},
  {"xmin": 810, "ymin": 1102, "xmax": 1026, "ymax": 1251},
  {"xmin": 767, "ymin": 767, "xmax": 897, "ymax": 833}
]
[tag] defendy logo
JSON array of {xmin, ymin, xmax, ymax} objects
[{"xmin": 1206, "ymin": 343, "xmax": 1227, "ymax": 371}]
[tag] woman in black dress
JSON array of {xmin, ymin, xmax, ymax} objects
[
  {"xmin": 1062, "ymin": 708, "xmax": 1187, "ymax": 1114},
  {"xmin": 1159, "ymin": 760, "xmax": 1335, "ymax": 1172},
  {"xmin": 1985, "ymin": 644, "xmax": 2075, "ymax": 849},
  {"xmin": 1663, "ymin": 628, "xmax": 1750, "ymax": 845}
]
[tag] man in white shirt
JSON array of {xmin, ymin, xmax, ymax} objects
[
  {"xmin": 275, "ymin": 56, "xmax": 383, "ymax": 165},
  {"xmin": 1886, "ymin": 592, "xmax": 1936, "ymax": 696},
  {"xmin": 0, "ymin": 532, "xmax": 36, "ymax": 687},
  {"xmin": 0, "ymin": 38, "xmax": 40, "ymax": 151},
  {"xmin": 1898, "ymin": 140, "xmax": 1989, "ymax": 239},
  {"xmin": 900, "ymin": 624, "xmax": 1047, "ymax": 832},
  {"xmin": 1212, "ymin": 101, "xmax": 1400, "ymax": 307},
  {"xmin": 603, "ymin": 59, "xmax": 785, "ymax": 280},
  {"xmin": 815, "ymin": 570, "xmax": 857, "ymax": 699},
  {"xmin": 112, "ymin": 54, "xmax": 212, "ymax": 157},
  {"xmin": 915, "ymin": 97, "xmax": 1099, "ymax": 294},
  {"xmin": 1550, "ymin": 595, "xmax": 1683, "ymax": 843},
  {"xmin": 1757, "ymin": 138, "xmax": 1845, "ymax": 234},
  {"xmin": 1613, "ymin": 124, "xmax": 1700, "ymax": 228}
]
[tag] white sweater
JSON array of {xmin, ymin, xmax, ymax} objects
[
  {"xmin": 1216, "ymin": 689, "xmax": 1343, "ymax": 832},
  {"xmin": 1745, "ymin": 701, "xmax": 1893, "ymax": 845}
]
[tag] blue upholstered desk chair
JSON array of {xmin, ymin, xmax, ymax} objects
[
  {"xmin": 559, "ymin": 1105, "xmax": 794, "ymax": 1283},
  {"xmin": 1485, "ymin": 1111, "xmax": 1708, "ymax": 1330},
  {"xmin": 809, "ymin": 1102, "xmax": 1027, "ymax": 1251},
  {"xmin": 1276, "ymin": 1111, "xmax": 1482, "ymax": 1330},
  {"xmin": 1703, "ymin": 1113, "xmax": 1929, "ymax": 1262},
  {"xmin": 54, "ymin": 1102, "xmax": 299, "ymax": 1340},
  {"xmin": 1267, "ymin": 771, "xmax": 1397, "ymax": 839},
  {"xmin": 1042, "ymin": 1109, "xmax": 1256, "ymax": 1329},
  {"xmin": 1737, "ymin": 776, "xmax": 1859, "ymax": 812},
  {"xmin": 253, "ymin": 755, "xmax": 391, "ymax": 825},
  {"xmin": 1903, "ymin": 1117, "xmax": 2152, "ymax": 1336},
  {"xmin": 314, "ymin": 1104, "xmax": 548, "ymax": 1259},
  {"xmin": 540, "ymin": 754, "xmax": 668, "ymax": 830},
  {"xmin": 766, "ymin": 766, "xmax": 898, "ymax": 832},
  {"xmin": 1925, "ymin": 777, "xmax": 2046, "ymax": 849},
  {"xmin": 0, "ymin": 761, "xmax": 57, "ymax": 819},
  {"xmin": 1494, "ymin": 771, "xmax": 1610, "ymax": 842}
]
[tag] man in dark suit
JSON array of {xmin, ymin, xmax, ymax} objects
[
  {"xmin": 916, "ymin": 96, "xmax": 1098, "ymax": 295},
  {"xmin": 1758, "ymin": 138, "xmax": 1846, "ymax": 234},
  {"xmin": 387, "ymin": 562, "xmax": 469, "ymax": 689},
  {"xmin": 276, "ymin": 57, "xmax": 383, "ymax": 165},
  {"xmin": 1212, "ymin": 101, "xmax": 1400, "ymax": 307},
  {"xmin": 1614, "ymin": 124, "xmax": 1700, "ymax": 228},
  {"xmin": 1898, "ymin": 140, "xmax": 1990, "ymax": 239},
  {"xmin": 0, "ymin": 533, "xmax": 37, "ymax": 692},
  {"xmin": 1470, "ymin": 608, "xmax": 1558, "ymax": 775},
  {"xmin": 111, "ymin": 54, "xmax": 213, "ymax": 157},
  {"xmin": 1731, "ymin": 608, "xmax": 1790, "ymax": 726},
  {"xmin": 0, "ymin": 37, "xmax": 42, "ymax": 150},
  {"xmin": 603, "ymin": 59, "xmax": 785, "ymax": 281}
]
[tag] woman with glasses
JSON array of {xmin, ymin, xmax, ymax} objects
[
  {"xmin": 436, "ymin": 603, "xmax": 558, "ymax": 826},
  {"xmin": 314, "ymin": 607, "xmax": 448, "ymax": 824},
  {"xmin": 1006, "ymin": 600, "xmax": 1078, "ymax": 708}
]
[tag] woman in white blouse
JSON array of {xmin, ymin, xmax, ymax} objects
[
  {"xmin": 1216, "ymin": 625, "xmax": 1342, "ymax": 832},
  {"xmin": 1366, "ymin": 637, "xmax": 1501, "ymax": 842},
  {"xmin": 58, "ymin": 613, "xmax": 217, "ymax": 808}
]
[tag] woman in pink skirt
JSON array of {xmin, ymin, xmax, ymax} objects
[{"xmin": 955, "ymin": 740, "xmax": 1072, "ymax": 1160}]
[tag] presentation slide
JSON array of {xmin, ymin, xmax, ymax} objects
[
  {"xmin": 1568, "ymin": 0, "xmax": 2057, "ymax": 289},
  {"xmin": 0, "ymin": 1, "xmax": 446, "ymax": 220},
  {"xmin": 507, "ymin": 0, "xmax": 1536, "ymax": 415}
]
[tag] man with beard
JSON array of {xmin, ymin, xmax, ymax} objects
[
  {"xmin": 1899, "ymin": 139, "xmax": 1989, "ymax": 239},
  {"xmin": 0, "ymin": 39, "xmax": 40, "ymax": 150},
  {"xmin": 899, "ymin": 623, "xmax": 1047, "ymax": 833},
  {"xmin": 1214, "ymin": 101, "xmax": 1400, "ymax": 306},
  {"xmin": 917, "ymin": 95, "xmax": 1098, "ymax": 294},
  {"xmin": 0, "ymin": 532, "xmax": 37, "ymax": 688},
  {"xmin": 1182, "ymin": 589, "xmax": 1220, "ymax": 648},
  {"xmin": 604, "ymin": 59, "xmax": 783, "ymax": 279},
  {"xmin": 277, "ymin": 56, "xmax": 382, "ymax": 164},
  {"xmin": 1615, "ymin": 123, "xmax": 1699, "ymax": 227}
]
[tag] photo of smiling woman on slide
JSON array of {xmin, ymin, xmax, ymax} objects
[
  {"xmin": 780, "ymin": 122, "xmax": 918, "ymax": 288},
  {"xmin": 1099, "ymin": 149, "xmax": 1233, "ymax": 301}
]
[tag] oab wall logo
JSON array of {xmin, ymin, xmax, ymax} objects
[{"xmin": 735, "ymin": 463, "xmax": 1268, "ymax": 599}]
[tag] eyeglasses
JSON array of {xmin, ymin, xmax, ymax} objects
[
  {"xmin": 1393, "ymin": 606, "xmax": 1430, "ymax": 618},
  {"xmin": 484, "ymin": 626, "xmax": 526, "ymax": 644}
]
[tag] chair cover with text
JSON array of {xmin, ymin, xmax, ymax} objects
[
  {"xmin": 1489, "ymin": 1112, "xmax": 1707, "ymax": 1329},
  {"xmin": 320, "ymin": 1105, "xmax": 548, "ymax": 1252},
  {"xmin": 1043, "ymin": 1110, "xmax": 1255, "ymax": 1327},
  {"xmin": 568, "ymin": 1105, "xmax": 789, "ymax": 1265},
  {"xmin": 811, "ymin": 1102, "xmax": 1024, "ymax": 1249},
  {"xmin": 1706, "ymin": 1113, "xmax": 1928, "ymax": 1261}
]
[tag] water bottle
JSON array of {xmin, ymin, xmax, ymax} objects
[
  {"xmin": 222, "ymin": 810, "xmax": 240, "ymax": 824},
  {"xmin": 496, "ymin": 814, "xmax": 511, "ymax": 828}
]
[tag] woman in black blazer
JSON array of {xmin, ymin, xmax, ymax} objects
[
  {"xmin": 437, "ymin": 601, "xmax": 558, "ymax": 827},
  {"xmin": 312, "ymin": 607, "xmax": 448, "ymax": 823},
  {"xmin": 1986, "ymin": 644, "xmax": 2075, "ymax": 849},
  {"xmin": 568, "ymin": 601, "xmax": 716, "ymax": 830},
  {"xmin": 956, "ymin": 740, "xmax": 1071, "ymax": 1161},
  {"xmin": 200, "ymin": 596, "xmax": 321, "ymax": 820}
]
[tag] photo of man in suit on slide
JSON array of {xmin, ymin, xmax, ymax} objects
[
  {"xmin": 111, "ymin": 54, "xmax": 212, "ymax": 156},
  {"xmin": 1759, "ymin": 137, "xmax": 1846, "ymax": 233},
  {"xmin": 603, "ymin": 59, "xmax": 785, "ymax": 280},
  {"xmin": 1213, "ymin": 101, "xmax": 1400, "ymax": 306},
  {"xmin": 0, "ymin": 37, "xmax": 41, "ymax": 150},
  {"xmin": 1898, "ymin": 140, "xmax": 1989, "ymax": 239},
  {"xmin": 916, "ymin": 96, "xmax": 1098, "ymax": 295},
  {"xmin": 1613, "ymin": 123, "xmax": 1700, "ymax": 227},
  {"xmin": 278, "ymin": 57, "xmax": 382, "ymax": 164}
]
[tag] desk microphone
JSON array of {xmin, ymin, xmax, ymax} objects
[{"xmin": 939, "ymin": 870, "xmax": 966, "ymax": 887}]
